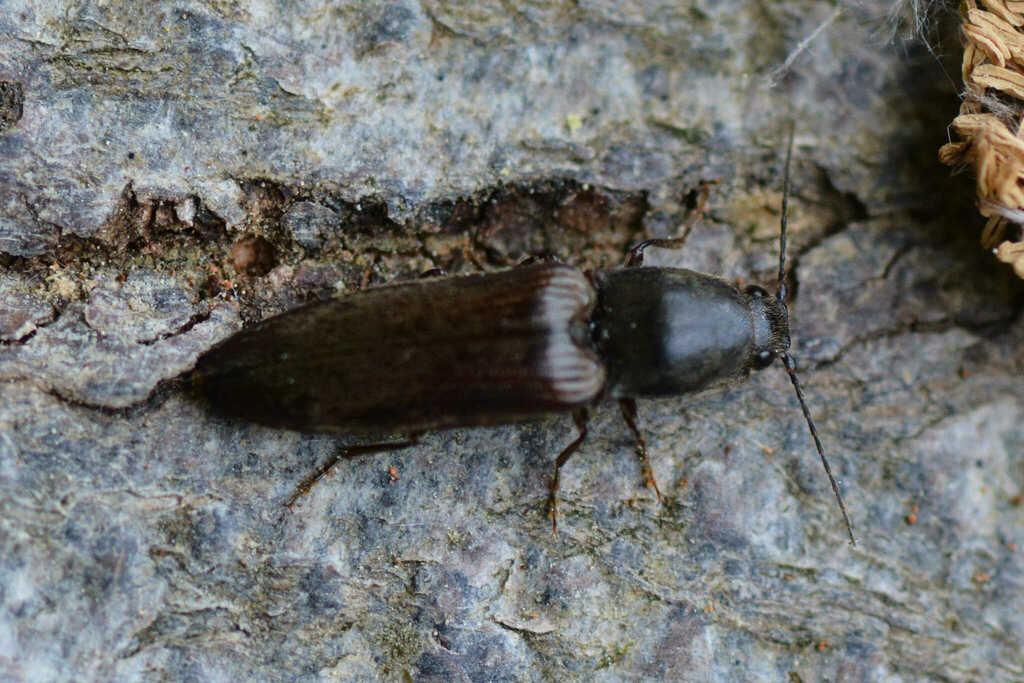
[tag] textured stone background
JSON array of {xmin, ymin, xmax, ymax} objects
[{"xmin": 2, "ymin": 1, "xmax": 1023, "ymax": 680}]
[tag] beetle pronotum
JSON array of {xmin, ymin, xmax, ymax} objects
[{"xmin": 193, "ymin": 130, "xmax": 855, "ymax": 544}]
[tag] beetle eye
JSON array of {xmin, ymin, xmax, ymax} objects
[
  {"xmin": 752, "ymin": 349, "xmax": 776, "ymax": 370},
  {"xmin": 745, "ymin": 284, "xmax": 769, "ymax": 298}
]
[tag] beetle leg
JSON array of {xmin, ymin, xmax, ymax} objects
[
  {"xmin": 517, "ymin": 253, "xmax": 560, "ymax": 267},
  {"xmin": 625, "ymin": 181, "xmax": 716, "ymax": 266},
  {"xmin": 547, "ymin": 408, "xmax": 589, "ymax": 533},
  {"xmin": 286, "ymin": 435, "xmax": 421, "ymax": 509},
  {"xmin": 418, "ymin": 268, "xmax": 448, "ymax": 279},
  {"xmin": 625, "ymin": 236, "xmax": 691, "ymax": 267},
  {"xmin": 618, "ymin": 398, "xmax": 663, "ymax": 502}
]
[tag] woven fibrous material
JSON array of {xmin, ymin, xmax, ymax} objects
[{"xmin": 939, "ymin": 0, "xmax": 1024, "ymax": 278}]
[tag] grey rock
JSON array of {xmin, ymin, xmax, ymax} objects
[
  {"xmin": 83, "ymin": 270, "xmax": 198, "ymax": 343},
  {"xmin": 0, "ymin": 79, "xmax": 25, "ymax": 133},
  {"xmin": 0, "ymin": 276, "xmax": 54, "ymax": 340},
  {"xmin": 0, "ymin": 185, "xmax": 58, "ymax": 257},
  {"xmin": 1, "ymin": 1, "xmax": 1022, "ymax": 681},
  {"xmin": 282, "ymin": 201, "xmax": 340, "ymax": 251}
]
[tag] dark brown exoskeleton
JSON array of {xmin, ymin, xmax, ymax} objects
[{"xmin": 193, "ymin": 132, "xmax": 856, "ymax": 544}]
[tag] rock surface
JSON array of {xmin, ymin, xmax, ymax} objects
[{"xmin": 1, "ymin": 1, "xmax": 1022, "ymax": 680}]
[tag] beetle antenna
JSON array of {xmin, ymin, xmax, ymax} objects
[
  {"xmin": 775, "ymin": 124, "xmax": 854, "ymax": 545},
  {"xmin": 782, "ymin": 353, "xmax": 856, "ymax": 545},
  {"xmin": 776, "ymin": 123, "xmax": 795, "ymax": 303}
]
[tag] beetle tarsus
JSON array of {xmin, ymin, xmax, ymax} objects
[{"xmin": 618, "ymin": 398, "xmax": 663, "ymax": 502}]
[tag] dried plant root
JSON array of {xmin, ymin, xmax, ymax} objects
[{"xmin": 941, "ymin": 0, "xmax": 1024, "ymax": 278}]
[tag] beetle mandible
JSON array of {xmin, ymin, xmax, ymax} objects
[{"xmin": 192, "ymin": 131, "xmax": 856, "ymax": 544}]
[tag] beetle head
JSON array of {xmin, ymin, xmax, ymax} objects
[{"xmin": 745, "ymin": 283, "xmax": 790, "ymax": 372}]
